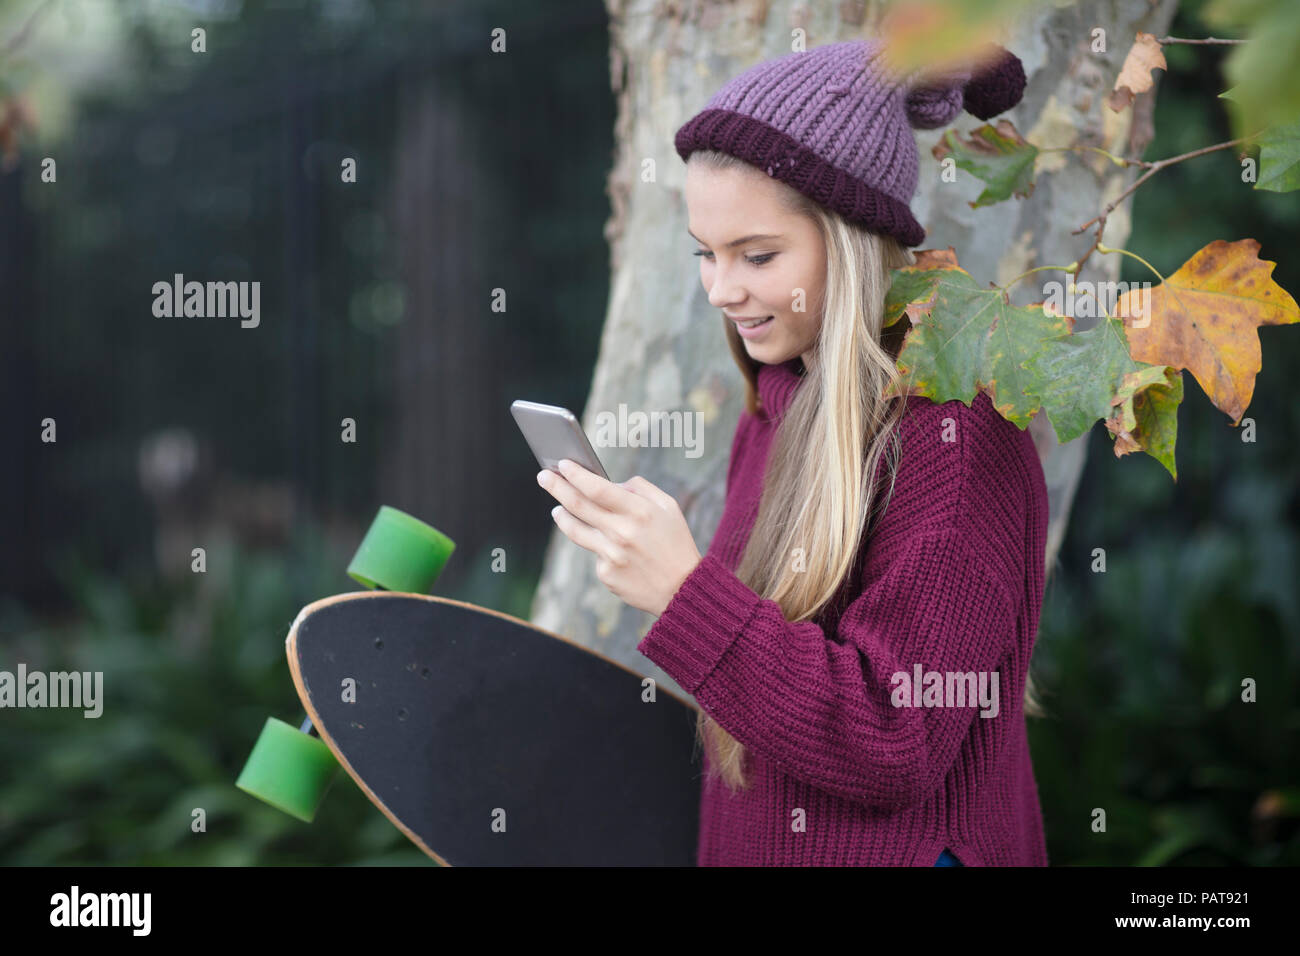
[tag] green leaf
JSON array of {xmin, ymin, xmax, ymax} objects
[
  {"xmin": 1252, "ymin": 120, "xmax": 1300, "ymax": 192},
  {"xmin": 1106, "ymin": 365, "xmax": 1184, "ymax": 480},
  {"xmin": 888, "ymin": 265, "xmax": 1070, "ymax": 427},
  {"xmin": 884, "ymin": 268, "xmax": 956, "ymax": 328},
  {"xmin": 1023, "ymin": 317, "xmax": 1148, "ymax": 442},
  {"xmin": 887, "ymin": 253, "xmax": 1189, "ymax": 474},
  {"xmin": 1222, "ymin": 87, "xmax": 1300, "ymax": 191},
  {"xmin": 931, "ymin": 120, "xmax": 1038, "ymax": 208}
]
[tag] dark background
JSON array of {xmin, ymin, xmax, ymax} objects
[{"xmin": 0, "ymin": 0, "xmax": 1295, "ymax": 865}]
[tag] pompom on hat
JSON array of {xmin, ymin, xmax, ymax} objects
[{"xmin": 674, "ymin": 38, "xmax": 1026, "ymax": 247}]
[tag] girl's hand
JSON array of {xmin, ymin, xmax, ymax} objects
[{"xmin": 537, "ymin": 459, "xmax": 702, "ymax": 617}]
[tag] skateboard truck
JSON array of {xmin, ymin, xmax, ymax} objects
[{"xmin": 236, "ymin": 506, "xmax": 456, "ymax": 823}]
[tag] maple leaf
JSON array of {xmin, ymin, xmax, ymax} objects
[
  {"xmin": 931, "ymin": 119, "xmax": 1038, "ymax": 207},
  {"xmin": 1023, "ymin": 316, "xmax": 1163, "ymax": 443},
  {"xmin": 1108, "ymin": 32, "xmax": 1167, "ymax": 112},
  {"xmin": 1249, "ymin": 118, "xmax": 1300, "ymax": 192},
  {"xmin": 1220, "ymin": 89, "xmax": 1300, "ymax": 193},
  {"xmin": 1106, "ymin": 365, "xmax": 1184, "ymax": 480},
  {"xmin": 883, "ymin": 255, "xmax": 1070, "ymax": 427},
  {"xmin": 883, "ymin": 247, "xmax": 959, "ymax": 328},
  {"xmin": 1242, "ymin": 119, "xmax": 1294, "ymax": 193},
  {"xmin": 883, "ymin": 252, "xmax": 1190, "ymax": 473},
  {"xmin": 1115, "ymin": 239, "xmax": 1300, "ymax": 425}
]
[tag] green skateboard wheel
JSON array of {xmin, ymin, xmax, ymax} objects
[
  {"xmin": 236, "ymin": 717, "xmax": 340, "ymax": 823},
  {"xmin": 347, "ymin": 506, "xmax": 455, "ymax": 593}
]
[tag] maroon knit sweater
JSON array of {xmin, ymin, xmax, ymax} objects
[{"xmin": 638, "ymin": 357, "xmax": 1050, "ymax": 866}]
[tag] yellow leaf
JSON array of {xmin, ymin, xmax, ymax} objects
[{"xmin": 1116, "ymin": 239, "xmax": 1300, "ymax": 424}]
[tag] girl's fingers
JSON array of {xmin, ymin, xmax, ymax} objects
[
  {"xmin": 553, "ymin": 506, "xmax": 612, "ymax": 559},
  {"xmin": 539, "ymin": 469, "xmax": 614, "ymax": 531}
]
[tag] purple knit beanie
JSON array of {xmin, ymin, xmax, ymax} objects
[{"xmin": 675, "ymin": 38, "xmax": 1026, "ymax": 247}]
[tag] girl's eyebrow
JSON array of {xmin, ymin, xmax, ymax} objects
[{"xmin": 688, "ymin": 228, "xmax": 783, "ymax": 248}]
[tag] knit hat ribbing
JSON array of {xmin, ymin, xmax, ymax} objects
[{"xmin": 674, "ymin": 38, "xmax": 1026, "ymax": 247}]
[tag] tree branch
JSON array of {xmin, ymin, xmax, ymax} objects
[
  {"xmin": 1156, "ymin": 36, "xmax": 1246, "ymax": 45},
  {"xmin": 1075, "ymin": 137, "xmax": 1249, "ymax": 236}
]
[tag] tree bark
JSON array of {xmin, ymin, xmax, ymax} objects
[{"xmin": 533, "ymin": 0, "xmax": 1179, "ymax": 699}]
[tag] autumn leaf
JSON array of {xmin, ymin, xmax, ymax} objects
[
  {"xmin": 883, "ymin": 247, "xmax": 959, "ymax": 327},
  {"xmin": 1115, "ymin": 239, "xmax": 1300, "ymax": 425},
  {"xmin": 1108, "ymin": 32, "xmax": 1167, "ymax": 112},
  {"xmin": 931, "ymin": 119, "xmax": 1038, "ymax": 207},
  {"xmin": 1023, "ymin": 316, "xmax": 1162, "ymax": 443},
  {"xmin": 877, "ymin": 0, "xmax": 1015, "ymax": 80},
  {"xmin": 883, "ymin": 252, "xmax": 1180, "ymax": 449},
  {"xmin": 883, "ymin": 254, "xmax": 1070, "ymax": 427},
  {"xmin": 1106, "ymin": 365, "xmax": 1184, "ymax": 480}
]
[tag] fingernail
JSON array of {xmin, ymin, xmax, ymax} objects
[
  {"xmin": 537, "ymin": 470, "xmax": 551, "ymax": 487},
  {"xmin": 557, "ymin": 459, "xmax": 572, "ymax": 472}
]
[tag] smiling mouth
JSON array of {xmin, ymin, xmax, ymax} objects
[{"xmin": 734, "ymin": 316, "xmax": 773, "ymax": 329}]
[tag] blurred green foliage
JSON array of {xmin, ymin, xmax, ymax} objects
[{"xmin": 0, "ymin": 524, "xmax": 488, "ymax": 865}]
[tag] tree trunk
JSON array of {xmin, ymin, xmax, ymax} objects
[{"xmin": 532, "ymin": 0, "xmax": 1179, "ymax": 699}]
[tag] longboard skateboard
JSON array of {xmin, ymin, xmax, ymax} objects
[
  {"xmin": 237, "ymin": 505, "xmax": 461, "ymax": 833},
  {"xmin": 283, "ymin": 591, "xmax": 701, "ymax": 866}
]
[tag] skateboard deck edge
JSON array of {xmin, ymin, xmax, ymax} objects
[{"xmin": 288, "ymin": 590, "xmax": 700, "ymax": 711}]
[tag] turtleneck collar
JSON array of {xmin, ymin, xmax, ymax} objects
[{"xmin": 756, "ymin": 356, "xmax": 806, "ymax": 421}]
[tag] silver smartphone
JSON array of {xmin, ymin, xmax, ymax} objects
[{"xmin": 511, "ymin": 400, "xmax": 610, "ymax": 481}]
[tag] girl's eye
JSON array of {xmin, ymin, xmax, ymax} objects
[{"xmin": 693, "ymin": 250, "xmax": 775, "ymax": 266}]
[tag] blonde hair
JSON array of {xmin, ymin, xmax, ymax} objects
[{"xmin": 687, "ymin": 149, "xmax": 1046, "ymax": 793}]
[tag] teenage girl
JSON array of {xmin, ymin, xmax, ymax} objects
[{"xmin": 536, "ymin": 37, "xmax": 1048, "ymax": 866}]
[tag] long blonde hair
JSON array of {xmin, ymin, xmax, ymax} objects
[{"xmin": 689, "ymin": 149, "xmax": 1046, "ymax": 793}]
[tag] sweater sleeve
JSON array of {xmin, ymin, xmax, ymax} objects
[{"xmin": 637, "ymin": 527, "xmax": 1018, "ymax": 812}]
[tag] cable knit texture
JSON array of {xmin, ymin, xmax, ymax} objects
[{"xmin": 638, "ymin": 358, "xmax": 1050, "ymax": 866}]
